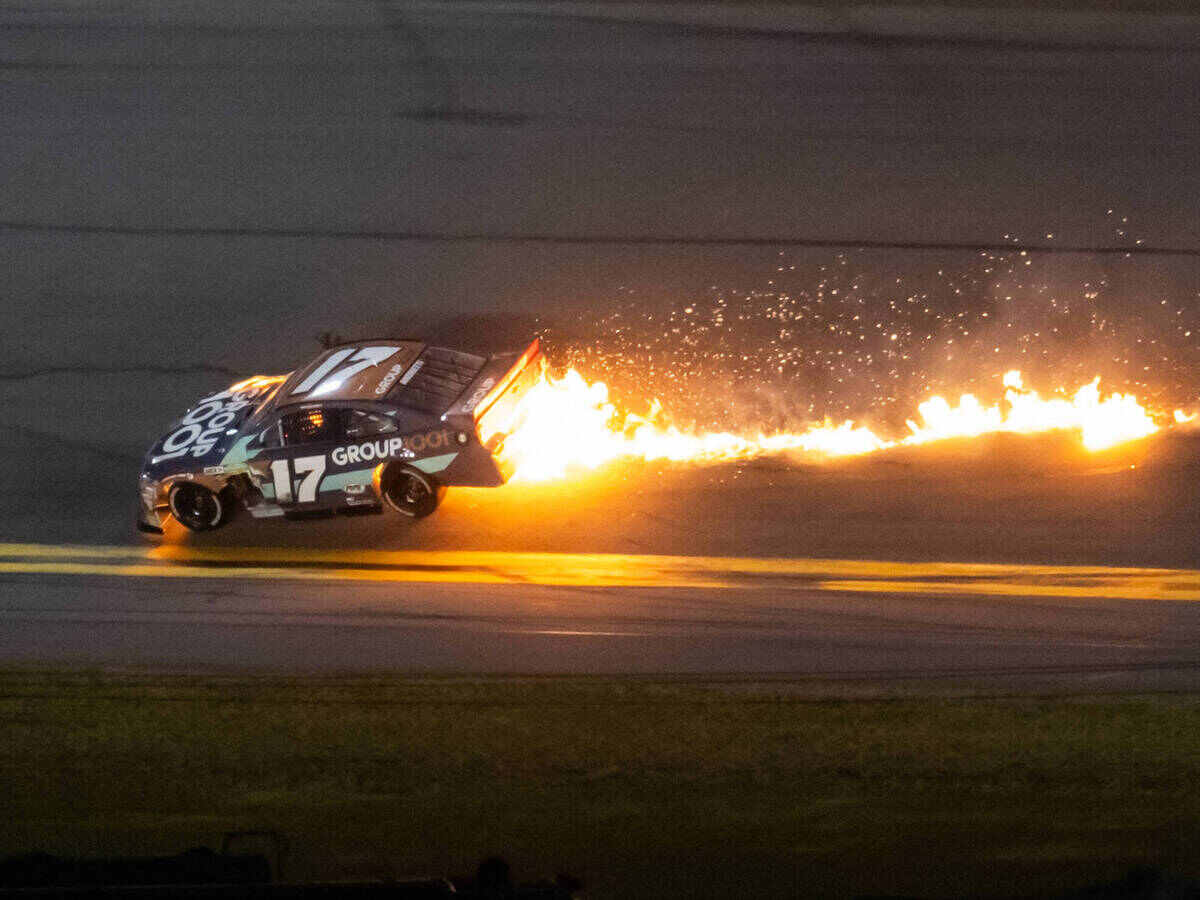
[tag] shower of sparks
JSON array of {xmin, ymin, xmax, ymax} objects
[
  {"xmin": 416, "ymin": 217, "xmax": 1199, "ymax": 480},
  {"xmin": 493, "ymin": 218, "xmax": 1200, "ymax": 480},
  {"xmin": 538, "ymin": 226, "xmax": 1199, "ymax": 437}
]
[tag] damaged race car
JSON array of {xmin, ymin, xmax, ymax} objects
[{"xmin": 137, "ymin": 338, "xmax": 544, "ymax": 533}]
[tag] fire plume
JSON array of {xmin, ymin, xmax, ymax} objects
[
  {"xmin": 902, "ymin": 371, "xmax": 1159, "ymax": 452},
  {"xmin": 497, "ymin": 367, "xmax": 1179, "ymax": 482}
]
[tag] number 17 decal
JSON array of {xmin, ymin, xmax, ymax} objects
[{"xmin": 270, "ymin": 455, "xmax": 326, "ymax": 504}]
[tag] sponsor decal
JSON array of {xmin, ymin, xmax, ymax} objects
[
  {"xmin": 291, "ymin": 345, "xmax": 401, "ymax": 398},
  {"xmin": 153, "ymin": 394, "xmax": 252, "ymax": 464},
  {"xmin": 397, "ymin": 359, "xmax": 424, "ymax": 386},
  {"xmin": 408, "ymin": 429, "xmax": 453, "ymax": 453},
  {"xmin": 332, "ymin": 436, "xmax": 407, "ymax": 467},
  {"xmin": 461, "ymin": 378, "xmax": 496, "ymax": 414},
  {"xmin": 374, "ymin": 362, "xmax": 408, "ymax": 395},
  {"xmin": 329, "ymin": 430, "xmax": 453, "ymax": 467}
]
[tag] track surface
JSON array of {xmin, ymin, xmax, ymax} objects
[
  {"xmin": 3, "ymin": 2, "xmax": 1200, "ymax": 688},
  {"xmin": 5, "ymin": 0, "xmax": 1200, "ymax": 390},
  {"xmin": 3, "ymin": 543, "xmax": 1200, "ymax": 685},
  {"xmin": 1, "ymin": 429, "xmax": 1198, "ymax": 685}
]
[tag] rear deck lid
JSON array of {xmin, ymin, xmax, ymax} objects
[{"xmin": 386, "ymin": 346, "xmax": 488, "ymax": 414}]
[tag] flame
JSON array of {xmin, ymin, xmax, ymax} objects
[
  {"xmin": 494, "ymin": 369, "xmax": 894, "ymax": 482},
  {"xmin": 1176, "ymin": 409, "xmax": 1197, "ymax": 425},
  {"xmin": 228, "ymin": 374, "xmax": 286, "ymax": 394},
  {"xmin": 498, "ymin": 368, "xmax": 1168, "ymax": 481},
  {"xmin": 902, "ymin": 371, "xmax": 1158, "ymax": 452}
]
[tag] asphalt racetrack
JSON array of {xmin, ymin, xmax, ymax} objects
[
  {"xmin": 6, "ymin": 6, "xmax": 1200, "ymax": 894},
  {"xmin": 3, "ymin": 0, "xmax": 1200, "ymax": 690},
  {"xmin": 4, "ymin": 427, "xmax": 1199, "ymax": 689},
  {"xmin": 4, "ymin": 543, "xmax": 1200, "ymax": 686}
]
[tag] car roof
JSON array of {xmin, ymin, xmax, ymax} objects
[
  {"xmin": 275, "ymin": 340, "xmax": 426, "ymax": 407},
  {"xmin": 273, "ymin": 340, "xmax": 490, "ymax": 415}
]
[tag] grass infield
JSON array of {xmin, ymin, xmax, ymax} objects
[{"xmin": 1, "ymin": 672, "xmax": 1198, "ymax": 898}]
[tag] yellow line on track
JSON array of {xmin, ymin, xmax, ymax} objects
[
  {"xmin": 0, "ymin": 542, "xmax": 1198, "ymax": 600},
  {"xmin": 0, "ymin": 561, "xmax": 726, "ymax": 589},
  {"xmin": 819, "ymin": 578, "xmax": 1200, "ymax": 602},
  {"xmin": 0, "ymin": 542, "xmax": 1190, "ymax": 575}
]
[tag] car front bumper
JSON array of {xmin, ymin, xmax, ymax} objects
[{"xmin": 137, "ymin": 475, "xmax": 168, "ymax": 533}]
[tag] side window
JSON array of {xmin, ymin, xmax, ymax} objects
[
  {"xmin": 280, "ymin": 407, "xmax": 341, "ymax": 445},
  {"xmin": 344, "ymin": 409, "xmax": 398, "ymax": 439},
  {"xmin": 258, "ymin": 420, "xmax": 283, "ymax": 449}
]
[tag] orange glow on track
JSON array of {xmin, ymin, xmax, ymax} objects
[
  {"xmin": 8, "ymin": 543, "xmax": 1199, "ymax": 601},
  {"xmin": 498, "ymin": 367, "xmax": 1170, "ymax": 481}
]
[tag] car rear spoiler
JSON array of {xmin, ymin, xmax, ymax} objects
[{"xmin": 444, "ymin": 338, "xmax": 545, "ymax": 450}]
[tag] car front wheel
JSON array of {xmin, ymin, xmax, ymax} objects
[
  {"xmin": 379, "ymin": 464, "xmax": 445, "ymax": 519},
  {"xmin": 168, "ymin": 483, "xmax": 231, "ymax": 532}
]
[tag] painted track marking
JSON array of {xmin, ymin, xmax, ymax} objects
[{"xmin": 0, "ymin": 543, "xmax": 1198, "ymax": 601}]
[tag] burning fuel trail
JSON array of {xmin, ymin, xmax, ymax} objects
[{"xmin": 498, "ymin": 367, "xmax": 1177, "ymax": 482}]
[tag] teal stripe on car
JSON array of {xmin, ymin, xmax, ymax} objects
[{"xmin": 413, "ymin": 452, "xmax": 457, "ymax": 474}]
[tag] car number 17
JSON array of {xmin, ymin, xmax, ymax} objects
[{"xmin": 270, "ymin": 456, "xmax": 326, "ymax": 504}]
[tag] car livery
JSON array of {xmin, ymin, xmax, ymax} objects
[{"xmin": 137, "ymin": 338, "xmax": 544, "ymax": 533}]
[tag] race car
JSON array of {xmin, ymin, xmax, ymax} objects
[{"xmin": 137, "ymin": 338, "xmax": 544, "ymax": 533}]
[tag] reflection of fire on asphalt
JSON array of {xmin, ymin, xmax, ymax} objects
[{"xmin": 498, "ymin": 367, "xmax": 1183, "ymax": 481}]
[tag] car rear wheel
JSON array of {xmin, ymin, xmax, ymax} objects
[
  {"xmin": 380, "ymin": 464, "xmax": 445, "ymax": 519},
  {"xmin": 168, "ymin": 483, "xmax": 231, "ymax": 532}
]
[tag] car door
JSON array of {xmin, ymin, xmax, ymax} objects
[
  {"xmin": 327, "ymin": 407, "xmax": 406, "ymax": 503},
  {"xmin": 259, "ymin": 405, "xmax": 345, "ymax": 511}
]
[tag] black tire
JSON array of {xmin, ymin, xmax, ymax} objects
[
  {"xmin": 168, "ymin": 482, "xmax": 233, "ymax": 532},
  {"xmin": 379, "ymin": 464, "xmax": 445, "ymax": 519}
]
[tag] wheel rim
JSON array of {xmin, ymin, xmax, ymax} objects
[
  {"xmin": 384, "ymin": 470, "xmax": 434, "ymax": 515},
  {"xmin": 169, "ymin": 483, "xmax": 222, "ymax": 529},
  {"xmin": 404, "ymin": 477, "xmax": 429, "ymax": 504}
]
